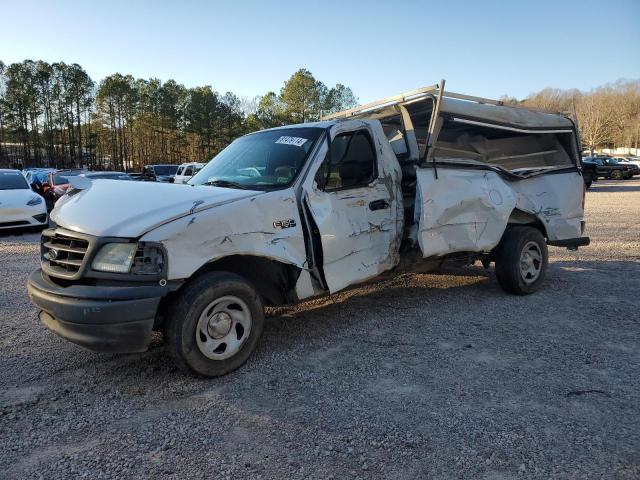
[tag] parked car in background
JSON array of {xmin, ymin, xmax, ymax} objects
[
  {"xmin": 128, "ymin": 173, "xmax": 143, "ymax": 181},
  {"xmin": 582, "ymin": 156, "xmax": 632, "ymax": 180},
  {"xmin": 80, "ymin": 171, "xmax": 133, "ymax": 181},
  {"xmin": 600, "ymin": 157, "xmax": 636, "ymax": 178},
  {"xmin": 0, "ymin": 169, "xmax": 48, "ymax": 231},
  {"xmin": 613, "ymin": 157, "xmax": 640, "ymax": 176},
  {"xmin": 174, "ymin": 162, "xmax": 205, "ymax": 184},
  {"xmin": 44, "ymin": 169, "xmax": 87, "ymax": 209},
  {"xmin": 141, "ymin": 164, "xmax": 179, "ymax": 182}
]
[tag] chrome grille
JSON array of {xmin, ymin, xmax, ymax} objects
[{"xmin": 41, "ymin": 230, "xmax": 90, "ymax": 277}]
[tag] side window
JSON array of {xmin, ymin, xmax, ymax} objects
[
  {"xmin": 184, "ymin": 166, "xmax": 193, "ymax": 176},
  {"xmin": 144, "ymin": 166, "xmax": 153, "ymax": 175},
  {"xmin": 321, "ymin": 130, "xmax": 377, "ymax": 191},
  {"xmin": 176, "ymin": 166, "xmax": 184, "ymax": 176}
]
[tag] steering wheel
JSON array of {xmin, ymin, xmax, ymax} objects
[{"xmin": 238, "ymin": 167, "xmax": 261, "ymax": 178}]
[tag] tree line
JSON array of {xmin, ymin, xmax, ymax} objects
[
  {"xmin": 0, "ymin": 61, "xmax": 357, "ymax": 171},
  {"xmin": 2, "ymin": 58, "xmax": 637, "ymax": 171},
  {"xmin": 502, "ymin": 79, "xmax": 640, "ymax": 154}
]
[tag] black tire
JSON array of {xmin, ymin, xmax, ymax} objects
[
  {"xmin": 611, "ymin": 170, "xmax": 623, "ymax": 180},
  {"xmin": 584, "ymin": 177, "xmax": 593, "ymax": 189},
  {"xmin": 495, "ymin": 226, "xmax": 548, "ymax": 295},
  {"xmin": 164, "ymin": 271, "xmax": 264, "ymax": 377}
]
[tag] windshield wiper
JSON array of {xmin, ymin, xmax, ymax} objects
[{"xmin": 203, "ymin": 180, "xmax": 249, "ymax": 190}]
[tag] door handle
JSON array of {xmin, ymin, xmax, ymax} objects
[{"xmin": 369, "ymin": 199, "xmax": 389, "ymax": 211}]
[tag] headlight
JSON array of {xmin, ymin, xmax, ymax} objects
[
  {"xmin": 92, "ymin": 243, "xmax": 137, "ymax": 273},
  {"xmin": 27, "ymin": 195, "xmax": 43, "ymax": 206},
  {"xmin": 130, "ymin": 244, "xmax": 165, "ymax": 275}
]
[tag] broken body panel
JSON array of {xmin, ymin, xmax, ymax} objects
[
  {"xmin": 327, "ymin": 83, "xmax": 585, "ymax": 263},
  {"xmin": 414, "ymin": 167, "xmax": 583, "ymax": 258}
]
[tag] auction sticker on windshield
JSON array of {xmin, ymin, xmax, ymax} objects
[{"xmin": 275, "ymin": 136, "xmax": 308, "ymax": 147}]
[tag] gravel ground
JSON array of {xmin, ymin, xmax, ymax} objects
[{"xmin": 1, "ymin": 179, "xmax": 639, "ymax": 479}]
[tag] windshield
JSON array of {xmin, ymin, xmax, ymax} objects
[
  {"xmin": 154, "ymin": 165, "xmax": 179, "ymax": 176},
  {"xmin": 189, "ymin": 127, "xmax": 323, "ymax": 190},
  {"xmin": 0, "ymin": 171, "xmax": 29, "ymax": 190}
]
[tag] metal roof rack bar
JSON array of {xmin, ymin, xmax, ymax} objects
[
  {"xmin": 322, "ymin": 84, "xmax": 439, "ymax": 120},
  {"xmin": 323, "ymin": 82, "xmax": 569, "ymax": 120}
]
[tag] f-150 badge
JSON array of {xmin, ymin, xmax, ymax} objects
[{"xmin": 273, "ymin": 219, "xmax": 296, "ymax": 229}]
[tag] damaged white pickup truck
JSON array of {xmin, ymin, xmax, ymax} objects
[{"xmin": 28, "ymin": 83, "xmax": 590, "ymax": 377}]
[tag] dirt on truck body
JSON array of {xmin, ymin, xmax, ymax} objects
[{"xmin": 27, "ymin": 82, "xmax": 590, "ymax": 377}]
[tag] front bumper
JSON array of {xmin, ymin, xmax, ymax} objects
[
  {"xmin": 0, "ymin": 205, "xmax": 47, "ymax": 229},
  {"xmin": 27, "ymin": 269, "xmax": 165, "ymax": 353}
]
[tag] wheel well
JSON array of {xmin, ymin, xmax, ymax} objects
[
  {"xmin": 506, "ymin": 209, "xmax": 548, "ymax": 239},
  {"xmin": 191, "ymin": 255, "xmax": 301, "ymax": 307}
]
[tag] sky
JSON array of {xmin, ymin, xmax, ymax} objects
[{"xmin": 1, "ymin": 0, "xmax": 639, "ymax": 104}]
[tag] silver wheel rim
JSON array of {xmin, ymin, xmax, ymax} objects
[
  {"xmin": 195, "ymin": 295, "xmax": 252, "ymax": 360},
  {"xmin": 519, "ymin": 241, "xmax": 542, "ymax": 284}
]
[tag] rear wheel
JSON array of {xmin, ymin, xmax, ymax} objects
[
  {"xmin": 495, "ymin": 226, "xmax": 548, "ymax": 295},
  {"xmin": 164, "ymin": 271, "xmax": 264, "ymax": 377},
  {"xmin": 611, "ymin": 170, "xmax": 623, "ymax": 180}
]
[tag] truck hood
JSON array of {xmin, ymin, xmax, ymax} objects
[{"xmin": 51, "ymin": 180, "xmax": 260, "ymax": 237}]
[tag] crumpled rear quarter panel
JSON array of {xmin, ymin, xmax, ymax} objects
[{"xmin": 415, "ymin": 167, "xmax": 584, "ymax": 257}]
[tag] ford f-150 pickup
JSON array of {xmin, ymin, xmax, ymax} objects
[{"xmin": 28, "ymin": 83, "xmax": 590, "ymax": 377}]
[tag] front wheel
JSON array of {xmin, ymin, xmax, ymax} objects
[
  {"xmin": 611, "ymin": 170, "xmax": 623, "ymax": 180},
  {"xmin": 495, "ymin": 226, "xmax": 548, "ymax": 295},
  {"xmin": 164, "ymin": 271, "xmax": 264, "ymax": 377}
]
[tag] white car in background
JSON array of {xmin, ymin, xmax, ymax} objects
[
  {"xmin": 0, "ymin": 169, "xmax": 48, "ymax": 231},
  {"xmin": 174, "ymin": 162, "xmax": 205, "ymax": 184}
]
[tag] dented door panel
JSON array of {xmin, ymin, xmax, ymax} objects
[
  {"xmin": 303, "ymin": 121, "xmax": 404, "ymax": 293},
  {"xmin": 306, "ymin": 182, "xmax": 396, "ymax": 293},
  {"xmin": 415, "ymin": 167, "xmax": 584, "ymax": 257}
]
